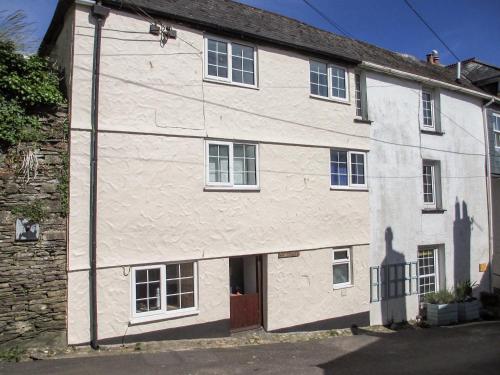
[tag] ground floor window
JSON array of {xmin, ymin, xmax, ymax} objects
[
  {"xmin": 332, "ymin": 248, "xmax": 352, "ymax": 288},
  {"xmin": 132, "ymin": 262, "xmax": 197, "ymax": 320},
  {"xmin": 418, "ymin": 248, "xmax": 439, "ymax": 299}
]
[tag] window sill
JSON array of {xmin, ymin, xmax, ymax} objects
[
  {"xmin": 203, "ymin": 77, "xmax": 259, "ymax": 90},
  {"xmin": 204, "ymin": 186, "xmax": 260, "ymax": 192},
  {"xmin": 354, "ymin": 118, "xmax": 373, "ymax": 124},
  {"xmin": 333, "ymin": 283, "xmax": 353, "ymax": 290},
  {"xmin": 330, "ymin": 186, "xmax": 368, "ymax": 192},
  {"xmin": 421, "ymin": 208, "xmax": 446, "ymax": 214},
  {"xmin": 309, "ymin": 94, "xmax": 350, "ymax": 105},
  {"xmin": 130, "ymin": 309, "xmax": 199, "ymax": 325},
  {"xmin": 421, "ymin": 129, "xmax": 445, "ymax": 136}
]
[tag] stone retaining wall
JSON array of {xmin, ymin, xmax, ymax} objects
[{"xmin": 0, "ymin": 105, "xmax": 68, "ymax": 347}]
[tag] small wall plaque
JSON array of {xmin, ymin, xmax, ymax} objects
[
  {"xmin": 15, "ymin": 219, "xmax": 39, "ymax": 241},
  {"xmin": 479, "ymin": 263, "xmax": 488, "ymax": 272},
  {"xmin": 278, "ymin": 251, "xmax": 300, "ymax": 259}
]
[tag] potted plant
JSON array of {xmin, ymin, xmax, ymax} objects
[
  {"xmin": 424, "ymin": 290, "xmax": 458, "ymax": 326},
  {"xmin": 455, "ymin": 280, "xmax": 480, "ymax": 322}
]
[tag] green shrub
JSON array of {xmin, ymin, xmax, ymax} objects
[
  {"xmin": 0, "ymin": 40, "xmax": 64, "ymax": 148},
  {"xmin": 424, "ymin": 289, "xmax": 456, "ymax": 304},
  {"xmin": 455, "ymin": 280, "xmax": 477, "ymax": 302}
]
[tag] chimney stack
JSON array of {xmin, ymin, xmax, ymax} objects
[{"xmin": 426, "ymin": 50, "xmax": 440, "ymax": 65}]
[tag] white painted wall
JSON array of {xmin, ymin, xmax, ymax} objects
[
  {"xmin": 367, "ymin": 72, "xmax": 490, "ymax": 324},
  {"xmin": 266, "ymin": 246, "xmax": 369, "ymax": 331},
  {"xmin": 61, "ymin": 5, "xmax": 371, "ymax": 342}
]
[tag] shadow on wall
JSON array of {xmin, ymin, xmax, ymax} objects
[
  {"xmin": 453, "ymin": 198, "xmax": 472, "ymax": 287},
  {"xmin": 380, "ymin": 227, "xmax": 407, "ymax": 325},
  {"xmin": 453, "ymin": 197, "xmax": 490, "ymax": 294}
]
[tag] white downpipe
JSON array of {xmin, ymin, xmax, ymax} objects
[
  {"xmin": 456, "ymin": 61, "xmax": 461, "ymax": 81},
  {"xmin": 483, "ymin": 97, "xmax": 495, "ymax": 292}
]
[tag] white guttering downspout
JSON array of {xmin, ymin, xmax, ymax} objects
[
  {"xmin": 360, "ymin": 61, "xmax": 500, "ymax": 103},
  {"xmin": 483, "ymin": 97, "xmax": 495, "ymax": 292}
]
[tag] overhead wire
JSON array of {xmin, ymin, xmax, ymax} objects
[{"xmin": 302, "ymin": 0, "xmax": 354, "ymax": 38}]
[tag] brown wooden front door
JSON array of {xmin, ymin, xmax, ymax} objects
[{"xmin": 229, "ymin": 256, "xmax": 262, "ymax": 331}]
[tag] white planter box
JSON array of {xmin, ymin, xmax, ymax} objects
[
  {"xmin": 426, "ymin": 303, "xmax": 458, "ymax": 326},
  {"xmin": 457, "ymin": 300, "xmax": 480, "ymax": 322}
]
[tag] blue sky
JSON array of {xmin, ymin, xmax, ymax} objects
[{"xmin": 1, "ymin": 0, "xmax": 499, "ymax": 66}]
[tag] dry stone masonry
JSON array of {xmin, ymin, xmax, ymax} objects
[{"xmin": 0, "ymin": 105, "xmax": 68, "ymax": 347}]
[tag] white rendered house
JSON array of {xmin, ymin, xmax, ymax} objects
[{"xmin": 40, "ymin": 0, "xmax": 496, "ymax": 345}]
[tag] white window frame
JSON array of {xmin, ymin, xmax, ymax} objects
[
  {"xmin": 205, "ymin": 140, "xmax": 259, "ymax": 190},
  {"xmin": 330, "ymin": 150, "xmax": 367, "ymax": 190},
  {"xmin": 422, "ymin": 162, "xmax": 437, "ymax": 208},
  {"xmin": 355, "ymin": 73, "xmax": 362, "ymax": 117},
  {"xmin": 310, "ymin": 60, "xmax": 349, "ymax": 103},
  {"xmin": 418, "ymin": 248, "xmax": 440, "ymax": 299},
  {"xmin": 332, "ymin": 248, "xmax": 352, "ymax": 289},
  {"xmin": 203, "ymin": 35, "xmax": 258, "ymax": 88},
  {"xmin": 421, "ymin": 88, "xmax": 435, "ymax": 130},
  {"xmin": 130, "ymin": 262, "xmax": 199, "ymax": 323},
  {"xmin": 493, "ymin": 113, "xmax": 500, "ymax": 149}
]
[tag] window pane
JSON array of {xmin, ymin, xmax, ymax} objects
[
  {"xmin": 350, "ymin": 153, "xmax": 365, "ymax": 185},
  {"xmin": 135, "ymin": 269, "xmax": 147, "ymax": 283},
  {"xmin": 245, "ymin": 145, "xmax": 256, "ymax": 158},
  {"xmin": 494, "ymin": 116, "xmax": 500, "ymax": 131},
  {"xmin": 136, "ymin": 300, "xmax": 148, "ymax": 313},
  {"xmin": 234, "ymin": 144, "xmax": 244, "ymax": 157},
  {"xmin": 181, "ymin": 278, "xmax": 194, "ymax": 293},
  {"xmin": 181, "ymin": 293, "xmax": 195, "ymax": 308},
  {"xmin": 180, "ymin": 262, "xmax": 194, "ymax": 277},
  {"xmin": 355, "ymin": 74, "xmax": 362, "ymax": 117},
  {"xmin": 148, "ymin": 282, "xmax": 160, "ymax": 299},
  {"xmin": 330, "ymin": 150, "xmax": 348, "ymax": 186},
  {"xmin": 422, "ymin": 91, "xmax": 433, "ymax": 127},
  {"xmin": 148, "ymin": 268, "xmax": 160, "ymax": 282},
  {"xmin": 310, "ymin": 61, "xmax": 328, "ymax": 97},
  {"xmin": 496, "ymin": 133, "xmax": 500, "ymax": 147},
  {"xmin": 167, "ymin": 295, "xmax": 180, "ymax": 311},
  {"xmin": 333, "ymin": 264, "xmax": 349, "ymax": 284},
  {"xmin": 136, "ymin": 284, "xmax": 147, "ymax": 299},
  {"xmin": 207, "ymin": 39, "xmax": 228, "ymax": 78},
  {"xmin": 167, "ymin": 279, "xmax": 180, "ymax": 295},
  {"xmin": 219, "ymin": 145, "xmax": 229, "ymax": 157},
  {"xmin": 331, "ymin": 67, "xmax": 346, "ymax": 99},
  {"xmin": 166, "ymin": 264, "xmax": 179, "ymax": 279},
  {"xmin": 334, "ymin": 250, "xmax": 348, "ymax": 260},
  {"xmin": 232, "ymin": 43, "xmax": 254, "ymax": 85},
  {"xmin": 135, "ymin": 267, "xmax": 162, "ymax": 313},
  {"xmin": 148, "ymin": 297, "xmax": 160, "ymax": 311}
]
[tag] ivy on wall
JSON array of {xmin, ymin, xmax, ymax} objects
[{"xmin": 0, "ymin": 41, "xmax": 64, "ymax": 149}]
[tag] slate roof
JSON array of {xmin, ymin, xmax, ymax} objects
[
  {"xmin": 448, "ymin": 58, "xmax": 500, "ymax": 83},
  {"xmin": 41, "ymin": 0, "xmax": 484, "ymax": 93}
]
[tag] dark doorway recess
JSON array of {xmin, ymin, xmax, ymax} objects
[{"xmin": 229, "ymin": 255, "xmax": 263, "ymax": 332}]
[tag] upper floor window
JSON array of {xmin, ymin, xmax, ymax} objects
[
  {"xmin": 354, "ymin": 72, "xmax": 369, "ymax": 120},
  {"xmin": 310, "ymin": 61, "xmax": 349, "ymax": 101},
  {"xmin": 206, "ymin": 141, "xmax": 258, "ymax": 189},
  {"xmin": 330, "ymin": 150, "xmax": 367, "ymax": 189},
  {"xmin": 205, "ymin": 37, "xmax": 257, "ymax": 87},
  {"xmin": 422, "ymin": 160, "xmax": 442, "ymax": 210},
  {"xmin": 422, "ymin": 89, "xmax": 434, "ymax": 128},
  {"xmin": 355, "ymin": 73, "xmax": 362, "ymax": 117},
  {"xmin": 493, "ymin": 113, "xmax": 500, "ymax": 148},
  {"xmin": 421, "ymin": 87, "xmax": 442, "ymax": 133}
]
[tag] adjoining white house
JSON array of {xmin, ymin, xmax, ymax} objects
[{"xmin": 39, "ymin": 0, "xmax": 497, "ymax": 345}]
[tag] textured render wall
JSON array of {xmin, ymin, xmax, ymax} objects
[
  {"xmin": 66, "ymin": 6, "xmax": 370, "ymax": 340},
  {"xmin": 265, "ymin": 246, "xmax": 369, "ymax": 331},
  {"xmin": 68, "ymin": 258, "xmax": 228, "ymax": 345},
  {"xmin": 0, "ymin": 108, "xmax": 68, "ymax": 347},
  {"xmin": 68, "ymin": 6, "xmax": 370, "ymax": 269},
  {"xmin": 367, "ymin": 72, "xmax": 489, "ymax": 324}
]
